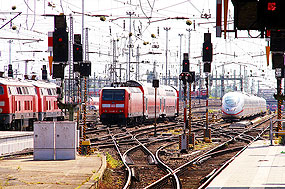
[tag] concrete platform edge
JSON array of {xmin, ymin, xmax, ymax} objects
[{"xmin": 80, "ymin": 152, "xmax": 107, "ymax": 189}]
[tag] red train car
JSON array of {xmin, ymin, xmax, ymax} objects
[
  {"xmin": 99, "ymin": 80, "xmax": 178, "ymax": 126},
  {"xmin": 0, "ymin": 78, "xmax": 38, "ymax": 130},
  {"xmin": 0, "ymin": 77, "xmax": 64, "ymax": 130},
  {"xmin": 99, "ymin": 87, "xmax": 143, "ymax": 125},
  {"xmin": 32, "ymin": 81, "xmax": 64, "ymax": 121}
]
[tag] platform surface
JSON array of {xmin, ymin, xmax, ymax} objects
[
  {"xmin": 0, "ymin": 154, "xmax": 106, "ymax": 188},
  {"xmin": 207, "ymin": 140, "xmax": 285, "ymax": 188},
  {"xmin": 0, "ymin": 131, "xmax": 33, "ymax": 139}
]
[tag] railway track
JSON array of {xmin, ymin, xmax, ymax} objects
[{"xmin": 89, "ymin": 113, "xmax": 276, "ymax": 188}]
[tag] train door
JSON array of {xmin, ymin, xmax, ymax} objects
[
  {"xmin": 145, "ymin": 97, "xmax": 148, "ymax": 117},
  {"xmin": 160, "ymin": 98, "xmax": 162, "ymax": 114},
  {"xmin": 164, "ymin": 99, "xmax": 166, "ymax": 115}
]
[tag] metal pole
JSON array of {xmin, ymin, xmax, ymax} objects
[
  {"xmin": 188, "ymin": 81, "xmax": 191, "ymax": 134},
  {"xmin": 127, "ymin": 11, "xmax": 135, "ymax": 81},
  {"xmin": 154, "ymin": 87, "xmax": 157, "ymax": 136},
  {"xmin": 178, "ymin": 33, "xmax": 183, "ymax": 101},
  {"xmin": 83, "ymin": 77, "xmax": 87, "ymax": 140},
  {"xmin": 206, "ymin": 74, "xmax": 209, "ymax": 131},
  {"xmin": 183, "ymin": 82, "xmax": 187, "ymax": 134},
  {"xmin": 277, "ymin": 78, "xmax": 282, "ymax": 135},
  {"xmin": 164, "ymin": 27, "xmax": 171, "ymax": 85},
  {"xmin": 270, "ymin": 119, "xmax": 273, "ymax": 146},
  {"xmin": 186, "ymin": 29, "xmax": 191, "ymax": 57},
  {"xmin": 136, "ymin": 45, "xmax": 139, "ymax": 81},
  {"xmin": 82, "ymin": 0, "xmax": 85, "ymax": 61},
  {"xmin": 9, "ymin": 40, "xmax": 11, "ymax": 65}
]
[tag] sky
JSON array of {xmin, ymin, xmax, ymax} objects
[{"xmin": 0, "ymin": 0, "xmax": 276, "ymax": 93}]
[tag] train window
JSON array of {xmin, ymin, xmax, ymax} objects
[
  {"xmin": 22, "ymin": 87, "xmax": 27, "ymax": 95},
  {"xmin": 19, "ymin": 101, "xmax": 21, "ymax": 111},
  {"xmin": 0, "ymin": 86, "xmax": 4, "ymax": 95},
  {"xmin": 223, "ymin": 96, "xmax": 239, "ymax": 107},
  {"xmin": 25, "ymin": 87, "xmax": 29, "ymax": 94},
  {"xmin": 102, "ymin": 89, "xmax": 125, "ymax": 101},
  {"xmin": 47, "ymin": 89, "xmax": 52, "ymax": 95},
  {"xmin": 8, "ymin": 87, "xmax": 11, "ymax": 95}
]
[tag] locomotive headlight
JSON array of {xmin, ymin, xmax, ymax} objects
[
  {"xmin": 0, "ymin": 108, "xmax": 3, "ymax": 113},
  {"xmin": 0, "ymin": 101, "xmax": 4, "ymax": 106}
]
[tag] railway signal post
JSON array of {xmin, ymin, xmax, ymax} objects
[
  {"xmin": 202, "ymin": 33, "xmax": 212, "ymax": 142},
  {"xmin": 153, "ymin": 79, "xmax": 159, "ymax": 137},
  {"xmin": 179, "ymin": 53, "xmax": 191, "ymax": 152},
  {"xmin": 187, "ymin": 71, "xmax": 195, "ymax": 146},
  {"xmin": 179, "ymin": 73, "xmax": 189, "ymax": 152}
]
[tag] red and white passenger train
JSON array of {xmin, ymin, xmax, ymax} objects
[
  {"xmin": 0, "ymin": 77, "xmax": 64, "ymax": 130},
  {"xmin": 99, "ymin": 80, "xmax": 179, "ymax": 126}
]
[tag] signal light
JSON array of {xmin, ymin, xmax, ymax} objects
[
  {"xmin": 179, "ymin": 73, "xmax": 187, "ymax": 85},
  {"xmin": 268, "ymin": 2, "xmax": 277, "ymax": 11},
  {"xmin": 182, "ymin": 60, "xmax": 190, "ymax": 72},
  {"xmin": 8, "ymin": 64, "xmax": 13, "ymax": 78},
  {"xmin": 189, "ymin": 71, "xmax": 195, "ymax": 83},
  {"xmin": 53, "ymin": 30, "xmax": 68, "ymax": 62},
  {"xmin": 202, "ymin": 42, "xmax": 213, "ymax": 62},
  {"xmin": 52, "ymin": 63, "xmax": 65, "ymax": 79},
  {"xmin": 42, "ymin": 65, "xmax": 47, "ymax": 80},
  {"xmin": 258, "ymin": 0, "xmax": 285, "ymax": 29},
  {"xmin": 152, "ymin": 79, "xmax": 159, "ymax": 88},
  {"xmin": 203, "ymin": 63, "xmax": 211, "ymax": 73},
  {"xmin": 272, "ymin": 53, "xmax": 285, "ymax": 69},
  {"xmin": 80, "ymin": 61, "xmax": 91, "ymax": 77},
  {"xmin": 73, "ymin": 44, "xmax": 83, "ymax": 62}
]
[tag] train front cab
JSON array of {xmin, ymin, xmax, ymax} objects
[{"xmin": 100, "ymin": 87, "xmax": 143, "ymax": 126}]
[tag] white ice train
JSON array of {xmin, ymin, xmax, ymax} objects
[{"xmin": 221, "ymin": 92, "xmax": 267, "ymax": 121}]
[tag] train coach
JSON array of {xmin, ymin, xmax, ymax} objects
[
  {"xmin": 221, "ymin": 91, "xmax": 266, "ymax": 121},
  {"xmin": 0, "ymin": 77, "xmax": 64, "ymax": 130},
  {"xmin": 99, "ymin": 80, "xmax": 179, "ymax": 126}
]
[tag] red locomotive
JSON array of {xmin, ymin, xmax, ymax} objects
[
  {"xmin": 0, "ymin": 77, "xmax": 64, "ymax": 130},
  {"xmin": 99, "ymin": 80, "xmax": 179, "ymax": 126}
]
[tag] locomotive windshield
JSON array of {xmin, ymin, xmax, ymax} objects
[
  {"xmin": 102, "ymin": 89, "xmax": 125, "ymax": 101},
  {"xmin": 223, "ymin": 96, "xmax": 240, "ymax": 107}
]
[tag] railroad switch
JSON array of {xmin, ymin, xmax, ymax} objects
[{"xmin": 80, "ymin": 139, "xmax": 91, "ymax": 155}]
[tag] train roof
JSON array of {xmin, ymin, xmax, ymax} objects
[
  {"xmin": 29, "ymin": 80, "xmax": 59, "ymax": 88},
  {"xmin": 223, "ymin": 91, "xmax": 266, "ymax": 100},
  {"xmin": 0, "ymin": 77, "xmax": 34, "ymax": 87},
  {"xmin": 101, "ymin": 86, "xmax": 142, "ymax": 93},
  {"xmin": 127, "ymin": 80, "xmax": 178, "ymax": 92}
]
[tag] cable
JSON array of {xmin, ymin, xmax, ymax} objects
[
  {"xmin": 30, "ymin": 0, "xmax": 36, "ymax": 30},
  {"xmin": 60, "ymin": 0, "xmax": 65, "ymax": 14},
  {"xmin": 23, "ymin": 0, "xmax": 34, "ymax": 12}
]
